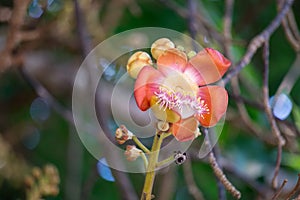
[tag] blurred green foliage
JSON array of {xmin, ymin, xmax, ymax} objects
[{"xmin": 0, "ymin": 0, "xmax": 300, "ymax": 199}]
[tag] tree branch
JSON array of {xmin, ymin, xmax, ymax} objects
[
  {"xmin": 262, "ymin": 41, "xmax": 285, "ymax": 189},
  {"xmin": 223, "ymin": 0, "xmax": 295, "ymax": 85}
]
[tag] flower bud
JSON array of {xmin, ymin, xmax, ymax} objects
[
  {"xmin": 124, "ymin": 145, "xmax": 142, "ymax": 161},
  {"xmin": 24, "ymin": 175, "xmax": 34, "ymax": 187},
  {"xmin": 127, "ymin": 51, "xmax": 152, "ymax": 79},
  {"xmin": 151, "ymin": 38, "xmax": 175, "ymax": 59},
  {"xmin": 156, "ymin": 121, "xmax": 169, "ymax": 132},
  {"xmin": 115, "ymin": 125, "xmax": 134, "ymax": 144}
]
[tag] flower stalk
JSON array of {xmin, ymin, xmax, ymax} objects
[
  {"xmin": 141, "ymin": 131, "xmax": 164, "ymax": 200},
  {"xmin": 133, "ymin": 136, "xmax": 151, "ymax": 153}
]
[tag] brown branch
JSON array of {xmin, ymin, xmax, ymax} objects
[
  {"xmin": 223, "ymin": 0, "xmax": 266, "ymax": 141},
  {"xmin": 223, "ymin": 0, "xmax": 295, "ymax": 85},
  {"xmin": 208, "ymin": 150, "xmax": 241, "ymax": 199},
  {"xmin": 262, "ymin": 41, "xmax": 285, "ymax": 189},
  {"xmin": 73, "ymin": 0, "xmax": 93, "ymax": 57},
  {"xmin": 275, "ymin": 54, "xmax": 300, "ymax": 97},
  {"xmin": 183, "ymin": 158, "xmax": 205, "ymax": 200},
  {"xmin": 0, "ymin": 0, "xmax": 30, "ymax": 72},
  {"xmin": 19, "ymin": 67, "xmax": 74, "ymax": 124},
  {"xmin": 202, "ymin": 129, "xmax": 241, "ymax": 199},
  {"xmin": 212, "ymin": 146, "xmax": 226, "ymax": 200},
  {"xmin": 72, "ymin": 1, "xmax": 138, "ymax": 199},
  {"xmin": 187, "ymin": 0, "xmax": 200, "ymax": 51},
  {"xmin": 286, "ymin": 174, "xmax": 300, "ymax": 199},
  {"xmin": 277, "ymin": 0, "xmax": 300, "ymax": 51},
  {"xmin": 0, "ymin": 6, "xmax": 12, "ymax": 22},
  {"xmin": 271, "ymin": 179, "xmax": 288, "ymax": 200},
  {"xmin": 159, "ymin": 0, "xmax": 224, "ymax": 45},
  {"xmin": 223, "ymin": 0, "xmax": 234, "ymax": 58}
]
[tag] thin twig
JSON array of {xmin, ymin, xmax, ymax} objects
[
  {"xmin": 189, "ymin": 148, "xmax": 274, "ymax": 198},
  {"xmin": 159, "ymin": 0, "xmax": 224, "ymax": 45},
  {"xmin": 223, "ymin": 0, "xmax": 295, "ymax": 85},
  {"xmin": 187, "ymin": 0, "xmax": 200, "ymax": 52},
  {"xmin": 213, "ymin": 146, "xmax": 226, "ymax": 200},
  {"xmin": 223, "ymin": 0, "xmax": 265, "ymax": 140},
  {"xmin": 73, "ymin": 0, "xmax": 93, "ymax": 57},
  {"xmin": 203, "ymin": 129, "xmax": 241, "ymax": 199},
  {"xmin": 286, "ymin": 174, "xmax": 300, "ymax": 199},
  {"xmin": 208, "ymin": 150, "xmax": 241, "ymax": 199},
  {"xmin": 277, "ymin": 0, "xmax": 300, "ymax": 51},
  {"xmin": 271, "ymin": 179, "xmax": 288, "ymax": 200},
  {"xmin": 19, "ymin": 67, "xmax": 74, "ymax": 124},
  {"xmin": 223, "ymin": 0, "xmax": 234, "ymax": 58},
  {"xmin": 72, "ymin": 1, "xmax": 138, "ymax": 199},
  {"xmin": 275, "ymin": 54, "xmax": 300, "ymax": 97},
  {"xmin": 183, "ymin": 158, "xmax": 205, "ymax": 200},
  {"xmin": 262, "ymin": 41, "xmax": 285, "ymax": 189}
]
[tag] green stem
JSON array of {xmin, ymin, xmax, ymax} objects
[
  {"xmin": 155, "ymin": 154, "xmax": 174, "ymax": 168},
  {"xmin": 161, "ymin": 132, "xmax": 172, "ymax": 139},
  {"xmin": 133, "ymin": 136, "xmax": 150, "ymax": 153},
  {"xmin": 140, "ymin": 133, "xmax": 164, "ymax": 200},
  {"xmin": 140, "ymin": 152, "xmax": 149, "ymax": 170}
]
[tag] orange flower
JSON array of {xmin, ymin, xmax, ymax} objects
[{"xmin": 127, "ymin": 38, "xmax": 231, "ymax": 142}]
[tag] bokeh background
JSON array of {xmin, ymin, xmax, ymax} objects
[{"xmin": 0, "ymin": 0, "xmax": 300, "ymax": 199}]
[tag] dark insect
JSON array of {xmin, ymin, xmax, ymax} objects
[{"xmin": 174, "ymin": 151, "xmax": 187, "ymax": 165}]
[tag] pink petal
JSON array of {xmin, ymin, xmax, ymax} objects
[
  {"xmin": 206, "ymin": 48, "xmax": 231, "ymax": 75},
  {"xmin": 188, "ymin": 48, "xmax": 231, "ymax": 85},
  {"xmin": 171, "ymin": 116, "xmax": 198, "ymax": 142},
  {"xmin": 196, "ymin": 86, "xmax": 228, "ymax": 127},
  {"xmin": 134, "ymin": 66, "xmax": 164, "ymax": 111},
  {"xmin": 157, "ymin": 48, "xmax": 188, "ymax": 75}
]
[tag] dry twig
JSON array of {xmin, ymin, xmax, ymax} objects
[
  {"xmin": 271, "ymin": 179, "xmax": 288, "ymax": 200},
  {"xmin": 183, "ymin": 158, "xmax": 205, "ymax": 200},
  {"xmin": 286, "ymin": 174, "xmax": 300, "ymax": 199},
  {"xmin": 223, "ymin": 0, "xmax": 295, "ymax": 84},
  {"xmin": 203, "ymin": 129, "xmax": 241, "ymax": 199},
  {"xmin": 262, "ymin": 41, "xmax": 285, "ymax": 189}
]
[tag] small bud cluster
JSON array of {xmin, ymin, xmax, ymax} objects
[
  {"xmin": 124, "ymin": 145, "xmax": 142, "ymax": 161},
  {"xmin": 24, "ymin": 164, "xmax": 60, "ymax": 199},
  {"xmin": 115, "ymin": 125, "xmax": 133, "ymax": 144}
]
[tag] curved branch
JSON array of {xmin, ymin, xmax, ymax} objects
[{"xmin": 223, "ymin": 0, "xmax": 295, "ymax": 85}]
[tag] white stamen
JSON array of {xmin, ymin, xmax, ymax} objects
[{"xmin": 154, "ymin": 87, "xmax": 210, "ymax": 116}]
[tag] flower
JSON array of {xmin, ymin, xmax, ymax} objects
[
  {"xmin": 124, "ymin": 145, "xmax": 142, "ymax": 161},
  {"xmin": 127, "ymin": 38, "xmax": 231, "ymax": 142},
  {"xmin": 115, "ymin": 125, "xmax": 133, "ymax": 144}
]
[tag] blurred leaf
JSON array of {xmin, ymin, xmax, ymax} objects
[
  {"xmin": 293, "ymin": 103, "xmax": 300, "ymax": 131},
  {"xmin": 282, "ymin": 152, "xmax": 300, "ymax": 171},
  {"xmin": 175, "ymin": 187, "xmax": 193, "ymax": 200}
]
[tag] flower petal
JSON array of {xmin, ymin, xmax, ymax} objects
[
  {"xmin": 134, "ymin": 66, "xmax": 164, "ymax": 111},
  {"xmin": 150, "ymin": 97, "xmax": 181, "ymax": 123},
  {"xmin": 171, "ymin": 116, "xmax": 199, "ymax": 142},
  {"xmin": 157, "ymin": 48, "xmax": 188, "ymax": 74},
  {"xmin": 196, "ymin": 86, "xmax": 228, "ymax": 127},
  {"xmin": 188, "ymin": 48, "xmax": 231, "ymax": 85}
]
